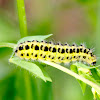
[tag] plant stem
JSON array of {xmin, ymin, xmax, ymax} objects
[
  {"xmin": 0, "ymin": 43, "xmax": 16, "ymax": 48},
  {"xmin": 17, "ymin": 0, "xmax": 28, "ymax": 37},
  {"xmin": 41, "ymin": 60, "xmax": 100, "ymax": 94},
  {"xmin": 16, "ymin": 0, "xmax": 33, "ymax": 99}
]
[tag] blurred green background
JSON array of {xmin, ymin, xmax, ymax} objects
[{"xmin": 0, "ymin": 0, "xmax": 100, "ymax": 100}]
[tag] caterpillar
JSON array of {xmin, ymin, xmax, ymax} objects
[{"xmin": 14, "ymin": 40, "xmax": 97, "ymax": 65}]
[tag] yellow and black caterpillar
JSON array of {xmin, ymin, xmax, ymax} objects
[{"xmin": 14, "ymin": 40, "xmax": 96, "ymax": 65}]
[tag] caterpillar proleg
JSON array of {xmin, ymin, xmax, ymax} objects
[{"xmin": 14, "ymin": 40, "xmax": 96, "ymax": 65}]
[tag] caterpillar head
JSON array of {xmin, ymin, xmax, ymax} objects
[{"xmin": 91, "ymin": 55, "xmax": 96, "ymax": 65}]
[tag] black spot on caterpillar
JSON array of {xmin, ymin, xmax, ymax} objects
[{"xmin": 14, "ymin": 40, "xmax": 97, "ymax": 65}]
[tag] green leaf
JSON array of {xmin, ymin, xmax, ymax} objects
[
  {"xmin": 80, "ymin": 71, "xmax": 100, "ymax": 85},
  {"xmin": 78, "ymin": 71, "xmax": 87, "ymax": 94},
  {"xmin": 92, "ymin": 87, "xmax": 100, "ymax": 100},
  {"xmin": 70, "ymin": 65, "xmax": 78, "ymax": 73},
  {"xmin": 9, "ymin": 57, "xmax": 46, "ymax": 82},
  {"xmin": 40, "ymin": 67, "xmax": 52, "ymax": 82},
  {"xmin": 71, "ymin": 63, "xmax": 100, "ymax": 94},
  {"xmin": 78, "ymin": 70, "xmax": 100, "ymax": 94},
  {"xmin": 17, "ymin": 34, "xmax": 53, "ymax": 44},
  {"xmin": 73, "ymin": 62, "xmax": 100, "ymax": 69},
  {"xmin": 71, "ymin": 65, "xmax": 86, "ymax": 94},
  {"xmin": 78, "ymin": 79, "xmax": 86, "ymax": 94},
  {"xmin": 0, "ymin": 43, "xmax": 16, "ymax": 48},
  {"xmin": 96, "ymin": 69, "xmax": 100, "ymax": 78},
  {"xmin": 34, "ymin": 62, "xmax": 52, "ymax": 82},
  {"xmin": 90, "ymin": 68, "xmax": 100, "ymax": 81},
  {"xmin": 77, "ymin": 80, "xmax": 86, "ymax": 94}
]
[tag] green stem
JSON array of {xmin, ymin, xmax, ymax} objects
[
  {"xmin": 0, "ymin": 43, "xmax": 16, "ymax": 48},
  {"xmin": 16, "ymin": 1, "xmax": 33, "ymax": 99},
  {"xmin": 40, "ymin": 60, "xmax": 100, "ymax": 94},
  {"xmin": 17, "ymin": 0, "xmax": 28, "ymax": 37},
  {"xmin": 24, "ymin": 72, "xmax": 32, "ymax": 100}
]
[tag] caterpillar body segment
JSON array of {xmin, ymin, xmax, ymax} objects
[{"xmin": 15, "ymin": 40, "xmax": 97, "ymax": 65}]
